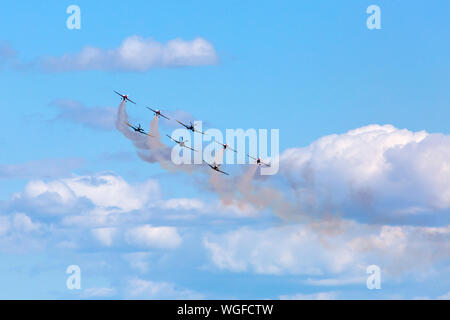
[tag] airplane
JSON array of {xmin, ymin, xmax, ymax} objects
[
  {"xmin": 248, "ymin": 155, "xmax": 271, "ymax": 167},
  {"xmin": 114, "ymin": 90, "xmax": 136, "ymax": 104},
  {"xmin": 215, "ymin": 141, "xmax": 237, "ymax": 153},
  {"xmin": 203, "ymin": 160, "xmax": 229, "ymax": 176},
  {"xmin": 176, "ymin": 120, "xmax": 206, "ymax": 135},
  {"xmin": 126, "ymin": 122, "xmax": 154, "ymax": 137},
  {"xmin": 166, "ymin": 135, "xmax": 197, "ymax": 152},
  {"xmin": 147, "ymin": 107, "xmax": 170, "ymax": 120}
]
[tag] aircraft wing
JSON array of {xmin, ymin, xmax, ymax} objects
[
  {"xmin": 127, "ymin": 98, "xmax": 136, "ymax": 104},
  {"xmin": 143, "ymin": 132, "xmax": 154, "ymax": 138},
  {"xmin": 147, "ymin": 107, "xmax": 157, "ymax": 113},
  {"xmin": 194, "ymin": 128, "xmax": 206, "ymax": 135},
  {"xmin": 261, "ymin": 161, "xmax": 271, "ymax": 167},
  {"xmin": 176, "ymin": 120, "xmax": 189, "ymax": 129},
  {"xmin": 166, "ymin": 134, "xmax": 178, "ymax": 143},
  {"xmin": 126, "ymin": 122, "xmax": 137, "ymax": 130},
  {"xmin": 114, "ymin": 90, "xmax": 123, "ymax": 97},
  {"xmin": 216, "ymin": 168, "xmax": 229, "ymax": 176},
  {"xmin": 215, "ymin": 141, "xmax": 225, "ymax": 148},
  {"xmin": 202, "ymin": 160, "xmax": 214, "ymax": 169},
  {"xmin": 160, "ymin": 113, "xmax": 170, "ymax": 120},
  {"xmin": 247, "ymin": 154, "xmax": 258, "ymax": 161},
  {"xmin": 183, "ymin": 145, "xmax": 197, "ymax": 152}
]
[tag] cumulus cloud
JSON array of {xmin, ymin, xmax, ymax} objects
[
  {"xmin": 12, "ymin": 212, "xmax": 41, "ymax": 232},
  {"xmin": 159, "ymin": 198, "xmax": 206, "ymax": 211},
  {"xmin": 50, "ymin": 99, "xmax": 116, "ymax": 131},
  {"xmin": 38, "ymin": 36, "xmax": 218, "ymax": 72},
  {"xmin": 91, "ymin": 227, "xmax": 118, "ymax": 247},
  {"xmin": 204, "ymin": 225, "xmax": 353, "ymax": 275},
  {"xmin": 3, "ymin": 171, "xmax": 250, "ymax": 255},
  {"xmin": 0, "ymin": 212, "xmax": 44, "ymax": 253},
  {"xmin": 204, "ymin": 222, "xmax": 450, "ymax": 277},
  {"xmin": 3, "ymin": 122, "xmax": 450, "ymax": 298},
  {"xmin": 152, "ymin": 197, "xmax": 257, "ymax": 220},
  {"xmin": 10, "ymin": 173, "xmax": 160, "ymax": 217},
  {"xmin": 1, "ymin": 172, "xmax": 193, "ymax": 255},
  {"xmin": 280, "ymin": 124, "xmax": 450, "ymax": 223},
  {"xmin": 125, "ymin": 225, "xmax": 182, "ymax": 249}
]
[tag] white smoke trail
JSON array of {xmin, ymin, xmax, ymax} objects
[
  {"xmin": 116, "ymin": 102, "xmax": 198, "ymax": 173},
  {"xmin": 115, "ymin": 101, "xmax": 148, "ymax": 150}
]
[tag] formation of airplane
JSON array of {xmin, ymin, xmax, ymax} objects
[
  {"xmin": 114, "ymin": 90, "xmax": 136, "ymax": 104},
  {"xmin": 166, "ymin": 135, "xmax": 197, "ymax": 152},
  {"xmin": 203, "ymin": 160, "xmax": 229, "ymax": 176},
  {"xmin": 116, "ymin": 90, "xmax": 273, "ymax": 176},
  {"xmin": 126, "ymin": 122, "xmax": 154, "ymax": 137},
  {"xmin": 176, "ymin": 120, "xmax": 206, "ymax": 135},
  {"xmin": 147, "ymin": 107, "xmax": 170, "ymax": 120}
]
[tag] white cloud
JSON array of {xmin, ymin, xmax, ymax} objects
[
  {"xmin": 39, "ymin": 36, "xmax": 218, "ymax": 72},
  {"xmin": 204, "ymin": 225, "xmax": 353, "ymax": 275},
  {"xmin": 281, "ymin": 124, "xmax": 450, "ymax": 218},
  {"xmin": 61, "ymin": 174, "xmax": 158, "ymax": 212},
  {"xmin": 12, "ymin": 173, "xmax": 160, "ymax": 217},
  {"xmin": 82, "ymin": 287, "xmax": 116, "ymax": 298},
  {"xmin": 91, "ymin": 227, "xmax": 117, "ymax": 247},
  {"xmin": 124, "ymin": 252, "xmax": 152, "ymax": 273},
  {"xmin": 12, "ymin": 213, "xmax": 40, "ymax": 232},
  {"xmin": 437, "ymin": 292, "xmax": 450, "ymax": 300},
  {"xmin": 0, "ymin": 212, "xmax": 45, "ymax": 253},
  {"xmin": 0, "ymin": 213, "xmax": 40, "ymax": 234},
  {"xmin": 159, "ymin": 198, "xmax": 206, "ymax": 211},
  {"xmin": 304, "ymin": 276, "xmax": 365, "ymax": 286},
  {"xmin": 204, "ymin": 222, "xmax": 450, "ymax": 277},
  {"xmin": 125, "ymin": 225, "xmax": 182, "ymax": 249},
  {"xmin": 153, "ymin": 197, "xmax": 257, "ymax": 220},
  {"xmin": 0, "ymin": 216, "xmax": 11, "ymax": 236},
  {"xmin": 126, "ymin": 278, "xmax": 203, "ymax": 299},
  {"xmin": 279, "ymin": 291, "xmax": 337, "ymax": 300}
]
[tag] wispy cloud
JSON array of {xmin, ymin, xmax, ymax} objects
[
  {"xmin": 125, "ymin": 278, "xmax": 204, "ymax": 299},
  {"xmin": 38, "ymin": 36, "xmax": 218, "ymax": 72},
  {"xmin": 0, "ymin": 158, "xmax": 84, "ymax": 180},
  {"xmin": 0, "ymin": 42, "xmax": 17, "ymax": 63},
  {"xmin": 279, "ymin": 291, "xmax": 337, "ymax": 300},
  {"xmin": 81, "ymin": 287, "xmax": 117, "ymax": 298},
  {"xmin": 50, "ymin": 99, "xmax": 116, "ymax": 131}
]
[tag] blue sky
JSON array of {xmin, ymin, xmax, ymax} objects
[{"xmin": 0, "ymin": 1, "xmax": 449, "ymax": 299}]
